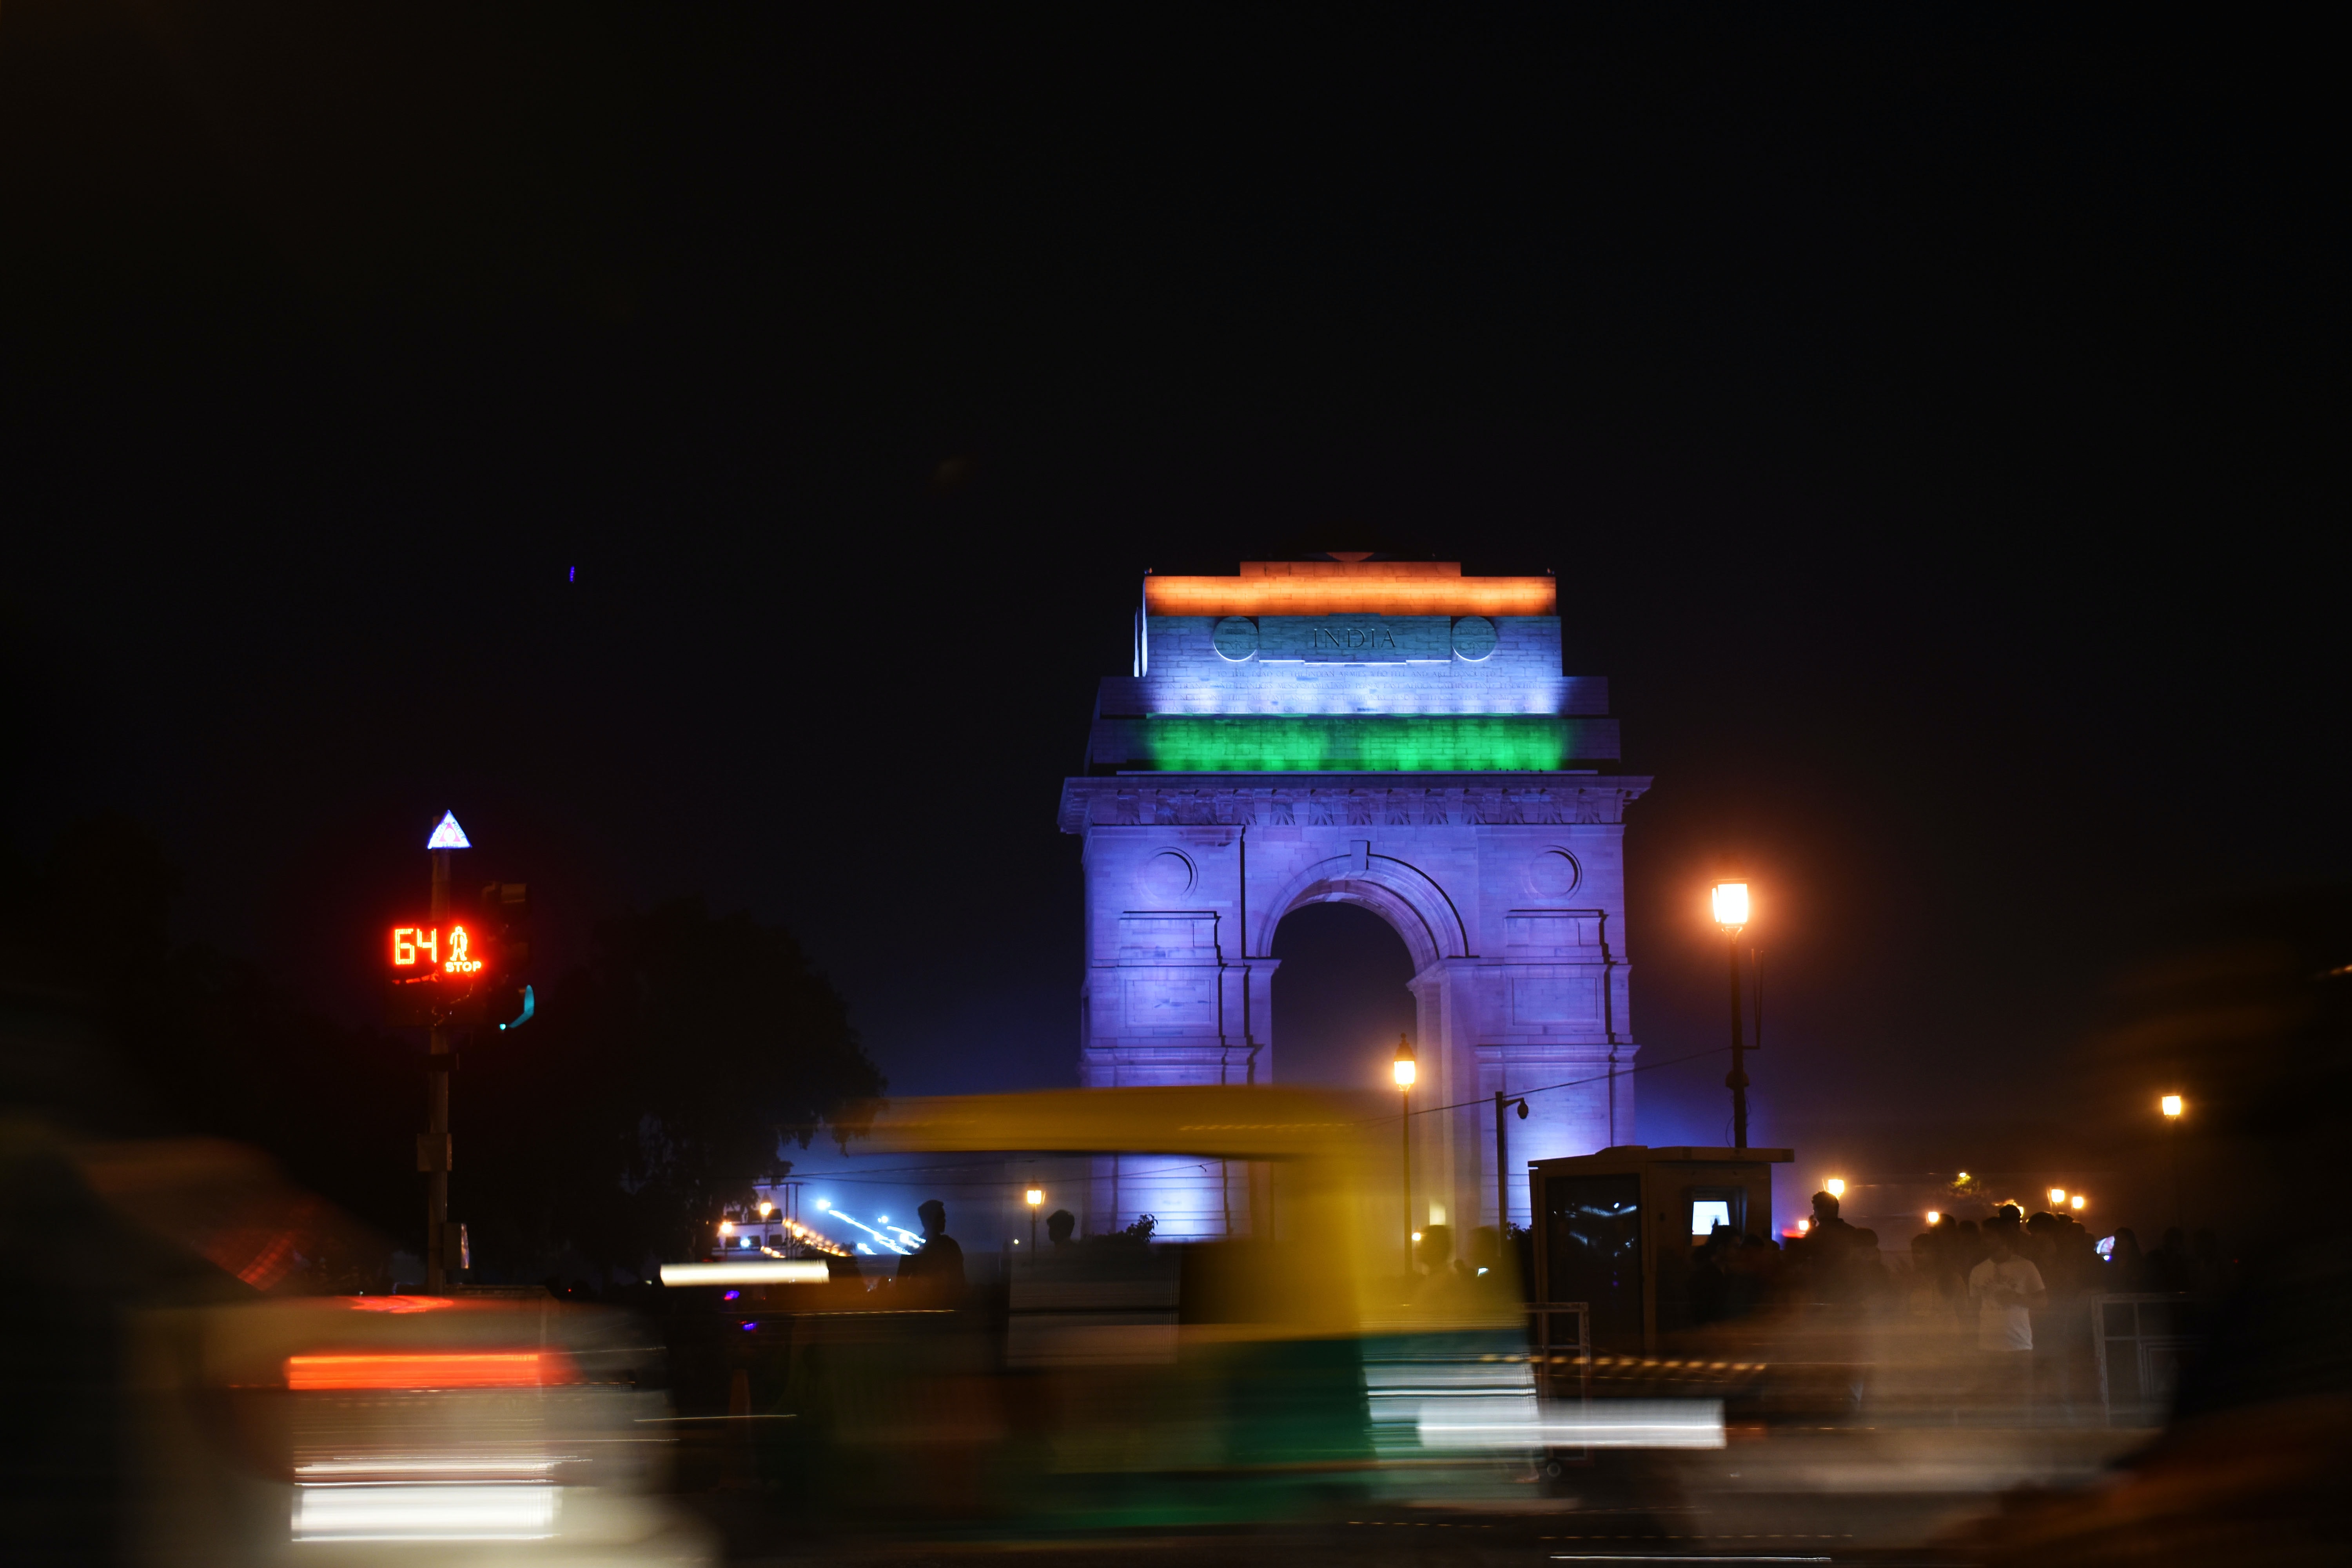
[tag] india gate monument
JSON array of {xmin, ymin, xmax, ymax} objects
[{"xmin": 1058, "ymin": 555, "xmax": 1650, "ymax": 1240}]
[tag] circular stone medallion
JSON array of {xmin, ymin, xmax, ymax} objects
[
  {"xmin": 1525, "ymin": 849, "xmax": 1581, "ymax": 898},
  {"xmin": 1140, "ymin": 850, "xmax": 1196, "ymax": 902},
  {"xmin": 1212, "ymin": 616, "xmax": 1259, "ymax": 661},
  {"xmin": 1452, "ymin": 615, "xmax": 1498, "ymax": 661}
]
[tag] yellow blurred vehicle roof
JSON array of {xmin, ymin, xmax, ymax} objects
[{"xmin": 865, "ymin": 1085, "xmax": 1519, "ymax": 1337}]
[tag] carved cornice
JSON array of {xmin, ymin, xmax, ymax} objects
[{"xmin": 1058, "ymin": 774, "xmax": 1653, "ymax": 834}]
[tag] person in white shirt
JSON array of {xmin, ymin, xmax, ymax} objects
[{"xmin": 1968, "ymin": 1226, "xmax": 2048, "ymax": 1419}]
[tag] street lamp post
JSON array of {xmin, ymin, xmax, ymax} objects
[
  {"xmin": 1494, "ymin": 1090, "xmax": 1528, "ymax": 1241},
  {"xmin": 2161, "ymin": 1094, "xmax": 2185, "ymax": 1229},
  {"xmin": 1025, "ymin": 1186, "xmax": 1044, "ymax": 1250},
  {"xmin": 1711, "ymin": 880, "xmax": 1752, "ymax": 1150},
  {"xmin": 1393, "ymin": 1036, "xmax": 1417, "ymax": 1267}
]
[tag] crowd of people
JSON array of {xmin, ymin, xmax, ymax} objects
[{"xmin": 1765, "ymin": 1190, "xmax": 2227, "ymax": 1421}]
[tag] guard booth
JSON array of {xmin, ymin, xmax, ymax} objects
[{"xmin": 1529, "ymin": 1145, "xmax": 1793, "ymax": 1354}]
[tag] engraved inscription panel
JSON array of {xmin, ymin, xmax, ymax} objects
[
  {"xmin": 1256, "ymin": 615, "xmax": 1452, "ymax": 664},
  {"xmin": 1504, "ymin": 913, "xmax": 1599, "ymax": 953},
  {"xmin": 1512, "ymin": 975, "xmax": 1602, "ymax": 1024},
  {"xmin": 1117, "ymin": 914, "xmax": 1219, "ymax": 961},
  {"xmin": 1124, "ymin": 977, "xmax": 1217, "ymax": 1029}
]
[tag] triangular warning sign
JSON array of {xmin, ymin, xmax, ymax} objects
[{"xmin": 425, "ymin": 810, "xmax": 472, "ymax": 850}]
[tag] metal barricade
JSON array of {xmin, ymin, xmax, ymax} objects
[
  {"xmin": 1526, "ymin": 1301, "xmax": 1591, "ymax": 1402},
  {"xmin": 2092, "ymin": 1292, "xmax": 2196, "ymax": 1427}
]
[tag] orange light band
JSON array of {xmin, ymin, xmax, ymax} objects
[
  {"xmin": 285, "ymin": 1351, "xmax": 581, "ymax": 1390},
  {"xmin": 342, "ymin": 1296, "xmax": 456, "ymax": 1314},
  {"xmin": 1145, "ymin": 563, "xmax": 1556, "ymax": 618}
]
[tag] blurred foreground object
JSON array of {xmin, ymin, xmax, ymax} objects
[
  {"xmin": 0, "ymin": 1125, "xmax": 708, "ymax": 1566},
  {"xmin": 1950, "ymin": 885, "xmax": 2352, "ymax": 1564},
  {"xmin": 129, "ymin": 1290, "xmax": 708, "ymax": 1563},
  {"xmin": 675, "ymin": 1085, "xmax": 1698, "ymax": 1533}
]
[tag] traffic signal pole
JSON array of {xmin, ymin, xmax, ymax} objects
[{"xmin": 427, "ymin": 847, "xmax": 452, "ymax": 1290}]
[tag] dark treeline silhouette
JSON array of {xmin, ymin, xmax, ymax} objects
[
  {"xmin": 462, "ymin": 897, "xmax": 885, "ymax": 1280},
  {"xmin": 0, "ymin": 814, "xmax": 883, "ymax": 1285}
]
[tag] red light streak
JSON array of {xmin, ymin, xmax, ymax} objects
[{"xmin": 285, "ymin": 1351, "xmax": 581, "ymax": 1390}]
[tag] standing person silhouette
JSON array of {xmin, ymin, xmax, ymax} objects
[
  {"xmin": 896, "ymin": 1199, "xmax": 966, "ymax": 1289},
  {"xmin": 1969, "ymin": 1223, "xmax": 2048, "ymax": 1421},
  {"xmin": 1045, "ymin": 1209, "xmax": 1076, "ymax": 1249}
]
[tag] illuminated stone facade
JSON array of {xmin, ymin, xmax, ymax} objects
[{"xmin": 1059, "ymin": 560, "xmax": 1650, "ymax": 1238}]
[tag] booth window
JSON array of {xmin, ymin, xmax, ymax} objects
[
  {"xmin": 1686, "ymin": 1186, "xmax": 1746, "ymax": 1246},
  {"xmin": 1542, "ymin": 1174, "xmax": 1642, "ymax": 1350}
]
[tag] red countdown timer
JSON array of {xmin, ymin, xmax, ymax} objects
[
  {"xmin": 391, "ymin": 924, "xmax": 488, "ymax": 976},
  {"xmin": 387, "ymin": 922, "xmax": 499, "ymax": 1027}
]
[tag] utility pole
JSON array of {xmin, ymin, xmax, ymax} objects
[
  {"xmin": 417, "ymin": 809, "xmax": 470, "ymax": 1290},
  {"xmin": 426, "ymin": 842, "xmax": 453, "ymax": 1289},
  {"xmin": 388, "ymin": 811, "xmax": 524, "ymax": 1292}
]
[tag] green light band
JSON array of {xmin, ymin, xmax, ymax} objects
[{"xmin": 1094, "ymin": 715, "xmax": 1613, "ymax": 772}]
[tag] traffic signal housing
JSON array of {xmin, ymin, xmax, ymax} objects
[{"xmin": 478, "ymin": 881, "xmax": 533, "ymax": 1031}]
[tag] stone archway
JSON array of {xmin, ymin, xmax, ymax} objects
[
  {"xmin": 1061, "ymin": 786, "xmax": 1645, "ymax": 1238},
  {"xmin": 1059, "ymin": 558, "xmax": 1651, "ymax": 1239}
]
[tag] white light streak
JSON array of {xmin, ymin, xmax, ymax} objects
[
  {"xmin": 296, "ymin": 1457, "xmax": 562, "ymax": 1477},
  {"xmin": 1419, "ymin": 1399, "xmax": 1726, "ymax": 1451},
  {"xmin": 818, "ymin": 1208, "xmax": 910, "ymax": 1254},
  {"xmin": 292, "ymin": 1483, "xmax": 555, "ymax": 1542},
  {"xmin": 660, "ymin": 1261, "xmax": 828, "ymax": 1285}
]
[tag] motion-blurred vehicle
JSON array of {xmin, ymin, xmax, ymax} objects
[
  {"xmin": 687, "ymin": 1085, "xmax": 1546, "ymax": 1534},
  {"xmin": 0, "ymin": 1130, "xmax": 710, "ymax": 1567},
  {"xmin": 127, "ymin": 1289, "xmax": 709, "ymax": 1564}
]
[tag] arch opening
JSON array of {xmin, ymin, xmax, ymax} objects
[{"xmin": 1269, "ymin": 899, "xmax": 1417, "ymax": 1091}]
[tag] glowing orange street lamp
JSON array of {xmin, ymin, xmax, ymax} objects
[
  {"xmin": 1394, "ymin": 1035, "xmax": 1417, "ymax": 1265},
  {"xmin": 1025, "ymin": 1185, "xmax": 1044, "ymax": 1250},
  {"xmin": 1712, "ymin": 879, "xmax": 1753, "ymax": 1149}
]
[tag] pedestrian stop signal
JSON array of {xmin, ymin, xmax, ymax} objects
[{"xmin": 390, "ymin": 924, "xmax": 487, "ymax": 976}]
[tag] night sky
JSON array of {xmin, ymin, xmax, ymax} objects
[{"xmin": 4, "ymin": 9, "xmax": 2338, "ymax": 1216}]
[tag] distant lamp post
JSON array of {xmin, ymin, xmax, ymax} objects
[
  {"xmin": 1494, "ymin": 1090, "xmax": 1530, "ymax": 1240},
  {"xmin": 1712, "ymin": 879, "xmax": 1752, "ymax": 1149},
  {"xmin": 2049, "ymin": 1188, "xmax": 2067, "ymax": 1207},
  {"xmin": 757, "ymin": 1200, "xmax": 774, "ymax": 1218},
  {"xmin": 1926, "ymin": 1210, "xmax": 1942, "ymax": 1226},
  {"xmin": 1824, "ymin": 1177, "xmax": 1846, "ymax": 1199},
  {"xmin": 1394, "ymin": 1035, "xmax": 1417, "ymax": 1266},
  {"xmin": 1025, "ymin": 1186, "xmax": 1044, "ymax": 1250},
  {"xmin": 2070, "ymin": 1195, "xmax": 2086, "ymax": 1211},
  {"xmin": 2161, "ymin": 1093, "xmax": 2186, "ymax": 1228}
]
